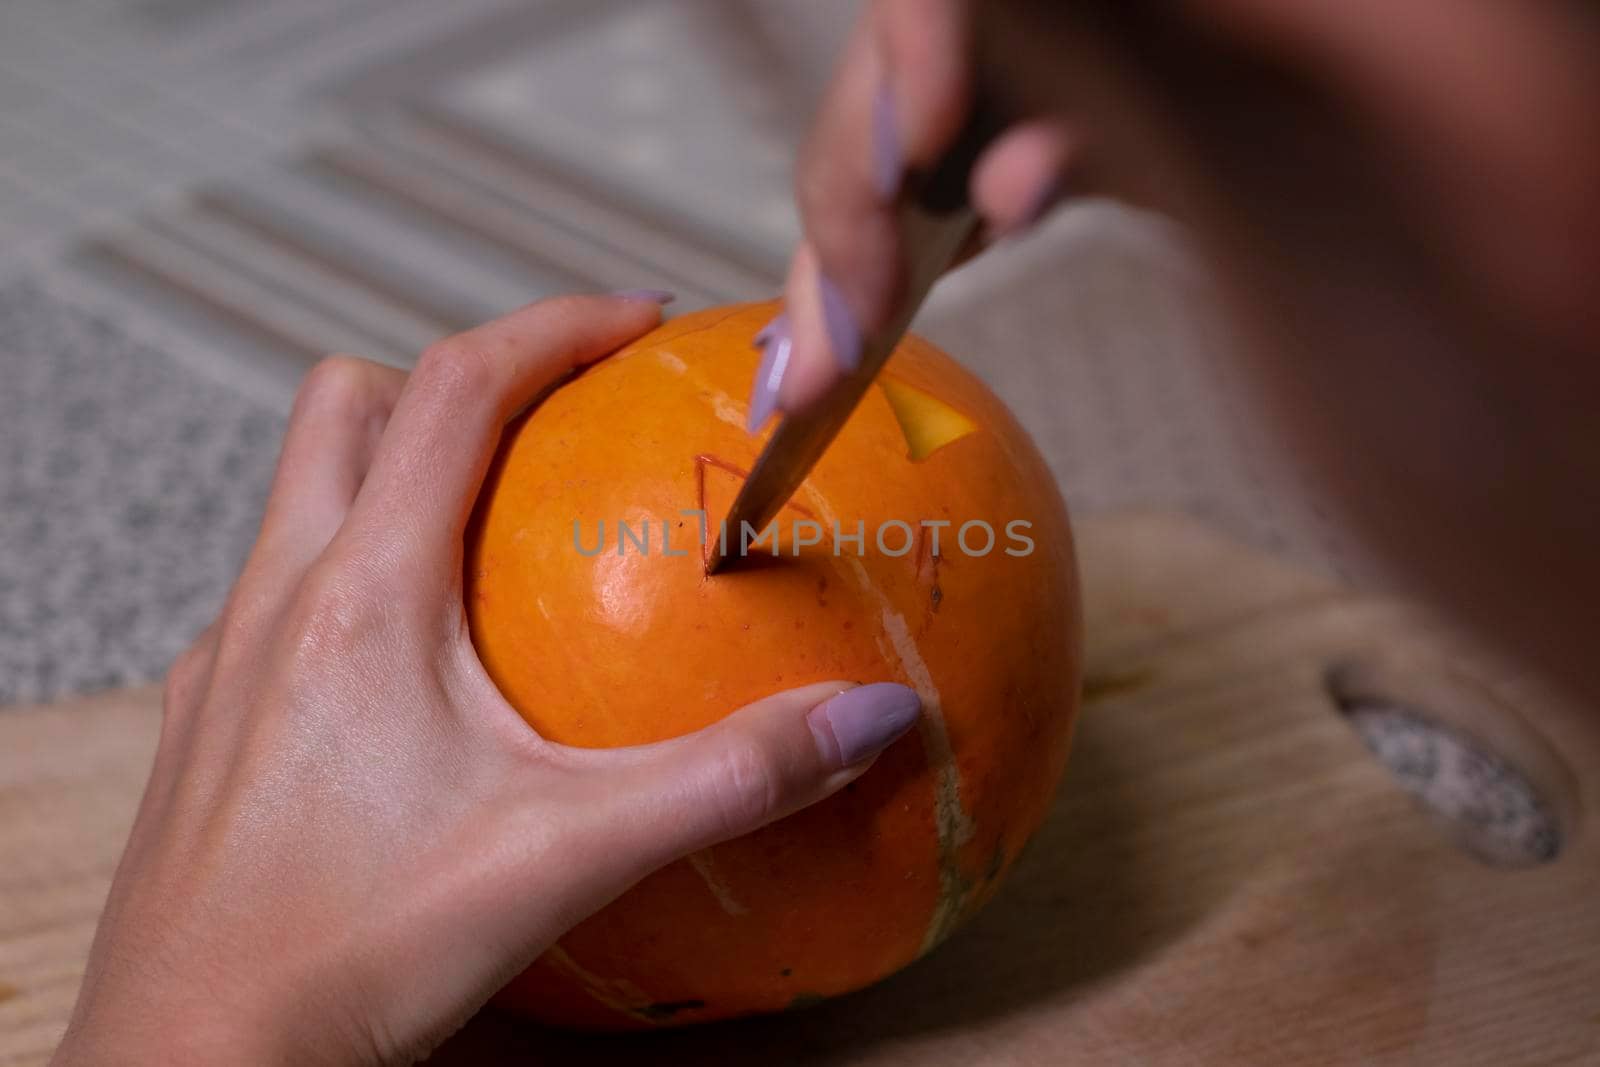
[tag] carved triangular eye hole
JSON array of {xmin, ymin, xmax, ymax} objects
[{"xmin": 879, "ymin": 377, "xmax": 978, "ymax": 461}]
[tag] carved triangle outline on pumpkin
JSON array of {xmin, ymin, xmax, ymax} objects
[{"xmin": 695, "ymin": 453, "xmax": 820, "ymax": 563}]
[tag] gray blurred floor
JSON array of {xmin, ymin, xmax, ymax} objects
[{"xmin": 0, "ymin": 0, "xmax": 1371, "ymax": 705}]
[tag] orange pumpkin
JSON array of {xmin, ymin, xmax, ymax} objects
[{"xmin": 466, "ymin": 302, "xmax": 1081, "ymax": 1027}]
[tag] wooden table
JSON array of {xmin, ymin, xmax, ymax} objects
[{"xmin": 4, "ymin": 514, "xmax": 1597, "ymax": 1064}]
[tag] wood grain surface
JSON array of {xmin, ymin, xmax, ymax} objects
[{"xmin": 3, "ymin": 513, "xmax": 1596, "ymax": 1065}]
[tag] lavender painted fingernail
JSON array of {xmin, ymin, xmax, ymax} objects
[
  {"xmin": 872, "ymin": 81, "xmax": 901, "ymax": 200},
  {"xmin": 747, "ymin": 312, "xmax": 791, "ymax": 432},
  {"xmin": 611, "ymin": 288, "xmax": 677, "ymax": 304},
  {"xmin": 817, "ymin": 272, "xmax": 862, "ymax": 372},
  {"xmin": 808, "ymin": 683, "xmax": 921, "ymax": 768}
]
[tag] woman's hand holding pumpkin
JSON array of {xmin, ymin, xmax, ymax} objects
[{"xmin": 54, "ymin": 295, "xmax": 920, "ymax": 1066}]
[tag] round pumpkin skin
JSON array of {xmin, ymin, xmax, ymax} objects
[{"xmin": 467, "ymin": 302, "xmax": 1081, "ymax": 1028}]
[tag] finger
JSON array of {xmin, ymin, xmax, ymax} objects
[
  {"xmin": 142, "ymin": 620, "xmax": 219, "ymax": 823},
  {"xmin": 342, "ymin": 294, "xmax": 662, "ymax": 583},
  {"xmin": 756, "ymin": 1, "xmax": 970, "ymax": 429},
  {"xmin": 754, "ymin": 117, "xmax": 1072, "ymax": 425},
  {"xmin": 566, "ymin": 681, "xmax": 922, "ymax": 885},
  {"xmin": 876, "ymin": 0, "xmax": 974, "ymax": 173},
  {"xmin": 212, "ymin": 357, "xmax": 404, "ymax": 668},
  {"xmin": 160, "ymin": 621, "xmax": 219, "ymax": 729},
  {"xmin": 251, "ymin": 356, "xmax": 406, "ymax": 577},
  {"xmin": 752, "ymin": 243, "xmax": 833, "ymax": 422},
  {"xmin": 795, "ymin": 13, "xmax": 902, "ymax": 330},
  {"xmin": 971, "ymin": 119, "xmax": 1075, "ymax": 238}
]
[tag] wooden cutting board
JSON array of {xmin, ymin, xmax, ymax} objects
[{"xmin": 2, "ymin": 513, "xmax": 1596, "ymax": 1065}]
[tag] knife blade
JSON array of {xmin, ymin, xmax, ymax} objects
[{"xmin": 706, "ymin": 100, "xmax": 1001, "ymax": 574}]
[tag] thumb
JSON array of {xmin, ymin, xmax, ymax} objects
[{"xmin": 594, "ymin": 681, "xmax": 922, "ymax": 879}]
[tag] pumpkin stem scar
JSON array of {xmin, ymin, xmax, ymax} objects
[{"xmin": 879, "ymin": 377, "xmax": 978, "ymax": 461}]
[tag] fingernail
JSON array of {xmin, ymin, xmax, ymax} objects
[
  {"xmin": 817, "ymin": 272, "xmax": 862, "ymax": 372},
  {"xmin": 808, "ymin": 683, "xmax": 921, "ymax": 768},
  {"xmin": 746, "ymin": 312, "xmax": 791, "ymax": 432},
  {"xmin": 611, "ymin": 288, "xmax": 677, "ymax": 304},
  {"xmin": 872, "ymin": 80, "xmax": 900, "ymax": 201}
]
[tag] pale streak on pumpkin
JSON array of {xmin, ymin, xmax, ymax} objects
[
  {"xmin": 544, "ymin": 945, "xmax": 658, "ymax": 1022},
  {"xmin": 653, "ymin": 348, "xmax": 747, "ymax": 429},
  {"xmin": 651, "ymin": 337, "xmax": 974, "ymax": 953},
  {"xmin": 801, "ymin": 490, "xmax": 976, "ymax": 957},
  {"xmin": 653, "ymin": 350, "xmax": 689, "ymax": 375},
  {"xmin": 688, "ymin": 847, "xmax": 749, "ymax": 917}
]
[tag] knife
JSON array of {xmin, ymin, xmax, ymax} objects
[{"xmin": 707, "ymin": 99, "xmax": 1003, "ymax": 574}]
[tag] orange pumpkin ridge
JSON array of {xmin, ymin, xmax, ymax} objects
[{"xmin": 466, "ymin": 301, "xmax": 1081, "ymax": 1028}]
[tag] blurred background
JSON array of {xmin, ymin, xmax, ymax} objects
[{"xmin": 0, "ymin": 0, "xmax": 1373, "ymax": 705}]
